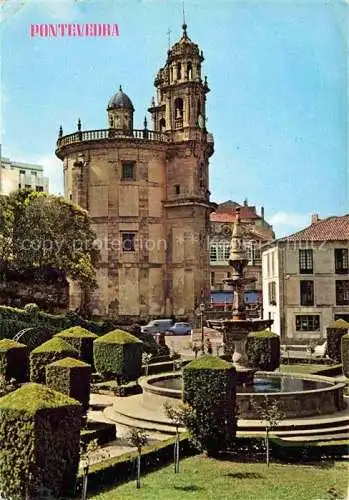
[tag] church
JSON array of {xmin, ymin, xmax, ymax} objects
[{"xmin": 55, "ymin": 23, "xmax": 216, "ymax": 320}]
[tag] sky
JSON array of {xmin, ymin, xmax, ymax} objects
[{"xmin": 1, "ymin": 0, "xmax": 348, "ymax": 237}]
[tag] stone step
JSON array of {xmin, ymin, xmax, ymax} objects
[
  {"xmin": 104, "ymin": 407, "xmax": 178, "ymax": 435},
  {"xmin": 280, "ymin": 432, "xmax": 349, "ymax": 442}
]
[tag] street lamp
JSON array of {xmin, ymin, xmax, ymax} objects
[{"xmin": 199, "ymin": 302, "xmax": 205, "ymax": 354}]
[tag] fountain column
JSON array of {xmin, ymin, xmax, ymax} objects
[{"xmin": 207, "ymin": 207, "xmax": 273, "ymax": 385}]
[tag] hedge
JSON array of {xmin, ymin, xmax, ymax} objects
[
  {"xmin": 30, "ymin": 337, "xmax": 79, "ymax": 383},
  {"xmin": 46, "ymin": 357, "xmax": 91, "ymax": 414},
  {"xmin": 0, "ymin": 338, "xmax": 28, "ymax": 382},
  {"xmin": 182, "ymin": 355, "xmax": 237, "ymax": 456},
  {"xmin": 93, "ymin": 330, "xmax": 143, "ymax": 383},
  {"xmin": 341, "ymin": 333, "xmax": 349, "ymax": 378},
  {"xmin": 75, "ymin": 434, "xmax": 195, "ymax": 495},
  {"xmin": 326, "ymin": 319, "xmax": 349, "ymax": 362},
  {"xmin": 55, "ymin": 326, "xmax": 97, "ymax": 366},
  {"xmin": 80, "ymin": 421, "xmax": 116, "ymax": 447},
  {"xmin": 246, "ymin": 330, "xmax": 280, "ymax": 371},
  {"xmin": 0, "ymin": 383, "xmax": 82, "ymax": 499}
]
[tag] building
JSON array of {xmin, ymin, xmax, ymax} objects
[
  {"xmin": 209, "ymin": 200, "xmax": 274, "ymax": 314},
  {"xmin": 0, "ymin": 155, "xmax": 49, "ymax": 195},
  {"xmin": 262, "ymin": 214, "xmax": 349, "ymax": 342},
  {"xmin": 55, "ymin": 23, "xmax": 216, "ymax": 320}
]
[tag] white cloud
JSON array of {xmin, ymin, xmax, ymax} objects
[
  {"xmin": 269, "ymin": 212, "xmax": 311, "ymax": 238},
  {"xmin": 35, "ymin": 155, "xmax": 64, "ymax": 195}
]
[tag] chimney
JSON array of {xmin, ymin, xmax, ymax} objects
[
  {"xmin": 311, "ymin": 213, "xmax": 319, "ymax": 224},
  {"xmin": 261, "ymin": 206, "xmax": 265, "ymax": 220}
]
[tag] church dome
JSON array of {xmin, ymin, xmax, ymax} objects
[{"xmin": 107, "ymin": 86, "xmax": 134, "ymax": 111}]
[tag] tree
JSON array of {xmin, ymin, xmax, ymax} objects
[
  {"xmin": 163, "ymin": 401, "xmax": 184, "ymax": 473},
  {"xmin": 80, "ymin": 439, "xmax": 109, "ymax": 500},
  {"xmin": 142, "ymin": 352, "xmax": 153, "ymax": 376},
  {"xmin": 0, "ymin": 190, "xmax": 99, "ymax": 292},
  {"xmin": 127, "ymin": 428, "xmax": 149, "ymax": 489},
  {"xmin": 250, "ymin": 395, "xmax": 285, "ymax": 467}
]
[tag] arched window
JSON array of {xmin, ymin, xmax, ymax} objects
[
  {"xmin": 170, "ymin": 67, "xmax": 173, "ymax": 82},
  {"xmin": 186, "ymin": 61, "xmax": 192, "ymax": 79},
  {"xmin": 174, "ymin": 98, "xmax": 184, "ymax": 128},
  {"xmin": 197, "ymin": 99, "xmax": 201, "ymax": 117},
  {"xmin": 159, "ymin": 118, "xmax": 166, "ymax": 131},
  {"xmin": 109, "ymin": 116, "xmax": 114, "ymax": 127},
  {"xmin": 177, "ymin": 62, "xmax": 182, "ymax": 80}
]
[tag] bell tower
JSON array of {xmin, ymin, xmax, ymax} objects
[
  {"xmin": 149, "ymin": 23, "xmax": 210, "ymax": 142},
  {"xmin": 148, "ymin": 22, "xmax": 216, "ymax": 317}
]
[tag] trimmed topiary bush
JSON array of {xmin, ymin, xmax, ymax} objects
[
  {"xmin": 0, "ymin": 338, "xmax": 28, "ymax": 382},
  {"xmin": 46, "ymin": 357, "xmax": 91, "ymax": 414},
  {"xmin": 0, "ymin": 383, "xmax": 82, "ymax": 499},
  {"xmin": 341, "ymin": 333, "xmax": 349, "ymax": 378},
  {"xmin": 326, "ymin": 319, "xmax": 349, "ymax": 363},
  {"xmin": 54, "ymin": 326, "xmax": 97, "ymax": 366},
  {"xmin": 246, "ymin": 330, "xmax": 280, "ymax": 371},
  {"xmin": 182, "ymin": 355, "xmax": 237, "ymax": 456},
  {"xmin": 30, "ymin": 337, "xmax": 79, "ymax": 383},
  {"xmin": 93, "ymin": 329, "xmax": 143, "ymax": 384}
]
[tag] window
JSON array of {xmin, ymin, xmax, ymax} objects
[
  {"xmin": 211, "ymin": 272, "xmax": 215, "ymax": 286},
  {"xmin": 210, "ymin": 245, "xmax": 217, "ymax": 261},
  {"xmin": 224, "ymin": 245, "xmax": 230, "ymax": 260},
  {"xmin": 296, "ymin": 315, "xmax": 320, "ymax": 331},
  {"xmin": 268, "ymin": 281, "xmax": 276, "ymax": 305},
  {"xmin": 174, "ymin": 184, "xmax": 180, "ymax": 195},
  {"xmin": 336, "ymin": 280, "xmax": 349, "ymax": 305},
  {"xmin": 121, "ymin": 161, "xmax": 135, "ymax": 180},
  {"xmin": 177, "ymin": 62, "xmax": 182, "ymax": 80},
  {"xmin": 174, "ymin": 97, "xmax": 184, "ymax": 128},
  {"xmin": 299, "ymin": 249, "xmax": 313, "ymax": 274},
  {"xmin": 335, "ymin": 249, "xmax": 349, "ymax": 274},
  {"xmin": 186, "ymin": 61, "xmax": 192, "ymax": 79},
  {"xmin": 36, "ymin": 186, "xmax": 43, "ymax": 192},
  {"xmin": 25, "ymin": 184, "xmax": 31, "ymax": 189},
  {"xmin": 121, "ymin": 232, "xmax": 136, "ymax": 252},
  {"xmin": 227, "ymin": 272, "xmax": 231, "ymax": 278},
  {"xmin": 19, "ymin": 170, "xmax": 25, "ymax": 175},
  {"xmin": 300, "ymin": 280, "xmax": 314, "ymax": 306}
]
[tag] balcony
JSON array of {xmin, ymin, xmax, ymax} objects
[{"xmin": 56, "ymin": 128, "xmax": 169, "ymax": 151}]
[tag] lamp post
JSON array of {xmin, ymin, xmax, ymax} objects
[{"xmin": 199, "ymin": 302, "xmax": 205, "ymax": 354}]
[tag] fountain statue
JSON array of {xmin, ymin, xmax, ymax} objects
[{"xmin": 207, "ymin": 208, "xmax": 273, "ymax": 385}]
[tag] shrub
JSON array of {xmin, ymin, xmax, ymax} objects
[
  {"xmin": 341, "ymin": 333, "xmax": 349, "ymax": 378},
  {"xmin": 0, "ymin": 383, "xmax": 82, "ymax": 499},
  {"xmin": 93, "ymin": 329, "xmax": 143, "ymax": 384},
  {"xmin": 246, "ymin": 330, "xmax": 280, "ymax": 371},
  {"xmin": 326, "ymin": 319, "xmax": 349, "ymax": 362},
  {"xmin": 46, "ymin": 357, "xmax": 91, "ymax": 414},
  {"xmin": 54, "ymin": 326, "xmax": 97, "ymax": 366},
  {"xmin": 0, "ymin": 338, "xmax": 28, "ymax": 382},
  {"xmin": 182, "ymin": 355, "xmax": 237, "ymax": 456},
  {"xmin": 30, "ymin": 337, "xmax": 79, "ymax": 383},
  {"xmin": 23, "ymin": 303, "xmax": 40, "ymax": 317}
]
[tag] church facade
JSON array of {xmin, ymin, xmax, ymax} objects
[{"xmin": 55, "ymin": 24, "xmax": 216, "ymax": 320}]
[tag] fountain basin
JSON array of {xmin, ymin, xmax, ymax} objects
[{"xmin": 140, "ymin": 371, "xmax": 346, "ymax": 419}]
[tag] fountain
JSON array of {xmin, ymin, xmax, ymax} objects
[{"xmin": 207, "ymin": 207, "xmax": 273, "ymax": 384}]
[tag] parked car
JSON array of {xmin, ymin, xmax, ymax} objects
[
  {"xmin": 141, "ymin": 319, "xmax": 174, "ymax": 334},
  {"xmin": 167, "ymin": 322, "xmax": 192, "ymax": 335}
]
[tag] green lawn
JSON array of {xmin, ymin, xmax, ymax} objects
[{"xmin": 90, "ymin": 456, "xmax": 348, "ymax": 500}]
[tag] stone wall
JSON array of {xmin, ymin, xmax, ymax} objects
[{"xmin": 0, "ymin": 280, "xmax": 68, "ymax": 312}]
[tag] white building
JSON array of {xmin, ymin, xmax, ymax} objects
[
  {"xmin": 262, "ymin": 214, "xmax": 349, "ymax": 342},
  {"xmin": 0, "ymin": 156, "xmax": 49, "ymax": 195}
]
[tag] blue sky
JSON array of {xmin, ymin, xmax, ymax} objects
[{"xmin": 1, "ymin": 0, "xmax": 348, "ymax": 237}]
